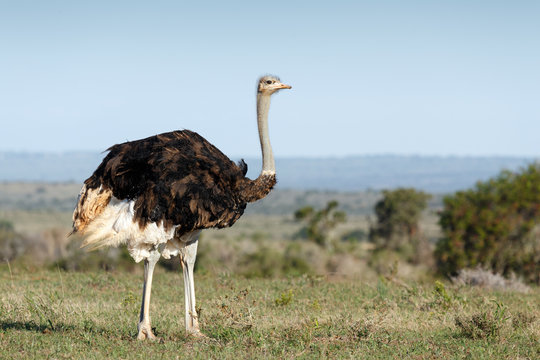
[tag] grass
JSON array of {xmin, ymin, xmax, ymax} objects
[
  {"xmin": 1, "ymin": 267, "xmax": 538, "ymax": 359},
  {"xmin": 0, "ymin": 183, "xmax": 536, "ymax": 358}
]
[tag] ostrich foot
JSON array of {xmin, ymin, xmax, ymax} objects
[{"xmin": 137, "ymin": 323, "xmax": 157, "ymax": 340}]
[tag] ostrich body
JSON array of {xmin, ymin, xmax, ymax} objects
[{"xmin": 72, "ymin": 75, "xmax": 291, "ymax": 339}]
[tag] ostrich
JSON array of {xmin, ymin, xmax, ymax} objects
[{"xmin": 71, "ymin": 75, "xmax": 291, "ymax": 339}]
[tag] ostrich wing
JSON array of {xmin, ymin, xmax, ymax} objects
[{"xmin": 84, "ymin": 130, "xmax": 248, "ymax": 235}]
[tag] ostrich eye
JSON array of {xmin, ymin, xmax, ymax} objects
[{"xmin": 266, "ymin": 80, "xmax": 273, "ymax": 85}]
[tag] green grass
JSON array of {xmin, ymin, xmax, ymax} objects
[{"xmin": 1, "ymin": 267, "xmax": 538, "ymax": 359}]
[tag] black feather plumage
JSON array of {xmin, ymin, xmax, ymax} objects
[{"xmin": 84, "ymin": 130, "xmax": 255, "ymax": 235}]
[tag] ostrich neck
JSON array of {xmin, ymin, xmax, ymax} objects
[
  {"xmin": 238, "ymin": 92, "xmax": 278, "ymax": 203},
  {"xmin": 257, "ymin": 93, "xmax": 275, "ymax": 175}
]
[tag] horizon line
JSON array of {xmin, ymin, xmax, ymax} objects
[{"xmin": 0, "ymin": 150, "xmax": 538, "ymax": 160}]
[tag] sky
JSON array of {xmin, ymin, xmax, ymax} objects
[{"xmin": 1, "ymin": 0, "xmax": 539, "ymax": 158}]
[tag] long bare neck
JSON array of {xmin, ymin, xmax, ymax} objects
[
  {"xmin": 238, "ymin": 92, "xmax": 277, "ymax": 203},
  {"xmin": 257, "ymin": 92, "xmax": 275, "ymax": 175}
]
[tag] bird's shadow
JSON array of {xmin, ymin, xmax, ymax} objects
[
  {"xmin": 1, "ymin": 320, "xmax": 216, "ymax": 344},
  {"xmin": 0, "ymin": 319, "xmax": 130, "ymax": 338},
  {"xmin": 0, "ymin": 320, "xmax": 75, "ymax": 333},
  {"xmin": 1, "ymin": 320, "xmax": 132, "ymax": 340},
  {"xmin": 0, "ymin": 320, "xmax": 187, "ymax": 343}
]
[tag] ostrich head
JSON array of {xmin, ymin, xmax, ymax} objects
[{"xmin": 258, "ymin": 75, "xmax": 292, "ymax": 95}]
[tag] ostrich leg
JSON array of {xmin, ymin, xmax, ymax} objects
[
  {"xmin": 137, "ymin": 250, "xmax": 160, "ymax": 340},
  {"xmin": 180, "ymin": 237, "xmax": 201, "ymax": 335}
]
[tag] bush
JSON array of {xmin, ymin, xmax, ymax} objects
[
  {"xmin": 436, "ymin": 164, "xmax": 540, "ymax": 284},
  {"xmin": 369, "ymin": 188, "xmax": 431, "ymax": 264}
]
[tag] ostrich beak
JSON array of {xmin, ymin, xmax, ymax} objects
[{"xmin": 277, "ymin": 83, "xmax": 292, "ymax": 90}]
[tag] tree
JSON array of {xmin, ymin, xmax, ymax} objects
[
  {"xmin": 294, "ymin": 200, "xmax": 346, "ymax": 247},
  {"xmin": 436, "ymin": 164, "xmax": 540, "ymax": 284},
  {"xmin": 369, "ymin": 188, "xmax": 431, "ymax": 262}
]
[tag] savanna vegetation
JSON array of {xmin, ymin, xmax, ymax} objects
[
  {"xmin": 1, "ymin": 268, "xmax": 539, "ymax": 359},
  {"xmin": 1, "ymin": 164, "xmax": 539, "ymax": 358}
]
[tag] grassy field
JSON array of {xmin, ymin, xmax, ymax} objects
[
  {"xmin": 1, "ymin": 267, "xmax": 538, "ymax": 359},
  {"xmin": 1, "ymin": 183, "xmax": 537, "ymax": 358}
]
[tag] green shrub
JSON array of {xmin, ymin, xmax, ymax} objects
[
  {"xmin": 436, "ymin": 164, "xmax": 540, "ymax": 283},
  {"xmin": 369, "ymin": 188, "xmax": 431, "ymax": 264}
]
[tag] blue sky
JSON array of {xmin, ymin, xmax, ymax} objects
[{"xmin": 1, "ymin": 1, "xmax": 539, "ymax": 158}]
